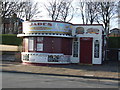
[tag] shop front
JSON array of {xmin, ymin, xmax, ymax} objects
[
  {"xmin": 17, "ymin": 20, "xmax": 105, "ymax": 65},
  {"xmin": 71, "ymin": 24, "xmax": 104, "ymax": 64}
]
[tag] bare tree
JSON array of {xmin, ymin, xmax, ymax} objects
[
  {"xmin": 22, "ymin": 0, "xmax": 41, "ymax": 21},
  {"xmin": 1, "ymin": 0, "xmax": 17, "ymax": 19},
  {"xmin": 118, "ymin": 1, "xmax": 120, "ymax": 28},
  {"xmin": 0, "ymin": 0, "xmax": 42, "ymax": 34},
  {"xmin": 0, "ymin": 0, "xmax": 19, "ymax": 34},
  {"xmin": 78, "ymin": 0, "xmax": 88, "ymax": 24},
  {"xmin": 96, "ymin": 2, "xmax": 117, "ymax": 37},
  {"xmin": 85, "ymin": 2, "xmax": 100, "ymax": 24},
  {"xmin": 44, "ymin": 0, "xmax": 63, "ymax": 21},
  {"xmin": 113, "ymin": 1, "xmax": 120, "ymax": 28},
  {"xmin": 78, "ymin": 1, "xmax": 117, "ymax": 36},
  {"xmin": 14, "ymin": 1, "xmax": 26, "ymax": 19},
  {"xmin": 0, "ymin": 0, "xmax": 41, "ymax": 21},
  {"xmin": 58, "ymin": 0, "xmax": 74, "ymax": 22},
  {"xmin": 0, "ymin": 0, "xmax": 27, "ymax": 20},
  {"xmin": 44, "ymin": 0, "xmax": 74, "ymax": 22},
  {"xmin": 78, "ymin": 0, "xmax": 100, "ymax": 24}
]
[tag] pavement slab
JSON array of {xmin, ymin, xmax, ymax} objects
[
  {"xmin": 0, "ymin": 45, "xmax": 18, "ymax": 51},
  {"xmin": 1, "ymin": 61, "xmax": 120, "ymax": 81}
]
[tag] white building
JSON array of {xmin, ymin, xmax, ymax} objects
[{"xmin": 17, "ymin": 20, "xmax": 105, "ymax": 65}]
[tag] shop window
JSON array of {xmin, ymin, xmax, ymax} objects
[
  {"xmin": 22, "ymin": 38, "xmax": 25, "ymax": 52},
  {"xmin": 28, "ymin": 37, "xmax": 34, "ymax": 51},
  {"xmin": 36, "ymin": 37, "xmax": 43, "ymax": 51},
  {"xmin": 23, "ymin": 38, "xmax": 28, "ymax": 52},
  {"xmin": 37, "ymin": 37, "xmax": 43, "ymax": 42},
  {"xmin": 73, "ymin": 40, "xmax": 78, "ymax": 57},
  {"xmin": 94, "ymin": 40, "xmax": 99, "ymax": 58}
]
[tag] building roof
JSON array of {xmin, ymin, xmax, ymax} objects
[
  {"xmin": 110, "ymin": 28, "xmax": 120, "ymax": 31},
  {"xmin": 2, "ymin": 17, "xmax": 24, "ymax": 24},
  {"xmin": 109, "ymin": 28, "xmax": 120, "ymax": 37}
]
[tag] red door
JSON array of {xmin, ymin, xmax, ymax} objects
[{"xmin": 80, "ymin": 37, "xmax": 93, "ymax": 64}]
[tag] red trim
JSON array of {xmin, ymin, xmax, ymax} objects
[
  {"xmin": 22, "ymin": 62, "xmax": 70, "ymax": 66},
  {"xmin": 24, "ymin": 20, "xmax": 73, "ymax": 25},
  {"xmin": 34, "ymin": 37, "xmax": 37, "ymax": 52},
  {"xmin": 93, "ymin": 64, "xmax": 102, "ymax": 65},
  {"xmin": 80, "ymin": 37, "xmax": 93, "ymax": 40},
  {"xmin": 36, "ymin": 37, "xmax": 44, "ymax": 52},
  {"xmin": 73, "ymin": 24, "xmax": 103, "ymax": 26},
  {"xmin": 24, "ymin": 20, "xmax": 103, "ymax": 26},
  {"xmin": 26, "ymin": 36, "xmax": 73, "ymax": 54},
  {"xmin": 25, "ymin": 38, "xmax": 28, "ymax": 52},
  {"xmin": 80, "ymin": 37, "xmax": 93, "ymax": 64},
  {"xmin": 22, "ymin": 62, "xmax": 102, "ymax": 66}
]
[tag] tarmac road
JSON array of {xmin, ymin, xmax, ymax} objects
[{"xmin": 2, "ymin": 72, "xmax": 119, "ymax": 88}]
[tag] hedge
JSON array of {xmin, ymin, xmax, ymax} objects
[
  {"xmin": 0, "ymin": 34, "xmax": 22, "ymax": 46},
  {"xmin": 108, "ymin": 37, "xmax": 120, "ymax": 48}
]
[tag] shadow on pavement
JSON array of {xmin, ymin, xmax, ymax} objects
[
  {"xmin": 2, "ymin": 60, "xmax": 120, "ymax": 73},
  {"xmin": 46, "ymin": 60, "xmax": 120, "ymax": 73}
]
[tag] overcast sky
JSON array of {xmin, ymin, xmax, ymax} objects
[
  {"xmin": 31, "ymin": 0, "xmax": 118, "ymax": 29},
  {"xmin": 31, "ymin": 0, "xmax": 81, "ymax": 24}
]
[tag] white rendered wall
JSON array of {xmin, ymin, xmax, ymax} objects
[
  {"xmin": 22, "ymin": 52, "xmax": 70, "ymax": 64},
  {"xmin": 71, "ymin": 25, "xmax": 103, "ymax": 64}
]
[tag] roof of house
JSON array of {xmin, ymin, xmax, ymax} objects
[
  {"xmin": 109, "ymin": 28, "xmax": 120, "ymax": 35},
  {"xmin": 110, "ymin": 28, "xmax": 120, "ymax": 31},
  {"xmin": 2, "ymin": 17, "xmax": 24, "ymax": 24}
]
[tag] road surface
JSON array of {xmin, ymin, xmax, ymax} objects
[{"xmin": 2, "ymin": 72, "xmax": 119, "ymax": 88}]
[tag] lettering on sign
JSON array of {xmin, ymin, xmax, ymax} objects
[
  {"xmin": 30, "ymin": 22, "xmax": 52, "ymax": 26},
  {"xmin": 23, "ymin": 21, "xmax": 72, "ymax": 34}
]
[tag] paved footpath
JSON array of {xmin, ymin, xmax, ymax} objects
[
  {"xmin": 0, "ymin": 45, "xmax": 18, "ymax": 51},
  {"xmin": 1, "ymin": 61, "xmax": 120, "ymax": 82}
]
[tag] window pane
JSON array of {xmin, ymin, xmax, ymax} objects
[
  {"xmin": 28, "ymin": 37, "xmax": 34, "ymax": 51},
  {"xmin": 37, "ymin": 37, "xmax": 43, "ymax": 42},
  {"xmin": 37, "ymin": 43, "xmax": 43, "ymax": 51},
  {"xmin": 73, "ymin": 41, "xmax": 78, "ymax": 57},
  {"xmin": 36, "ymin": 37, "xmax": 43, "ymax": 51},
  {"xmin": 94, "ymin": 40, "xmax": 99, "ymax": 58}
]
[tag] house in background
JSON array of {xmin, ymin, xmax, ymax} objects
[
  {"xmin": 108, "ymin": 28, "xmax": 120, "ymax": 37},
  {"xmin": 1, "ymin": 13, "xmax": 24, "ymax": 34},
  {"xmin": 107, "ymin": 28, "xmax": 120, "ymax": 61}
]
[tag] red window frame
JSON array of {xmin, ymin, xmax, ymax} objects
[{"xmin": 36, "ymin": 37, "xmax": 44, "ymax": 52}]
